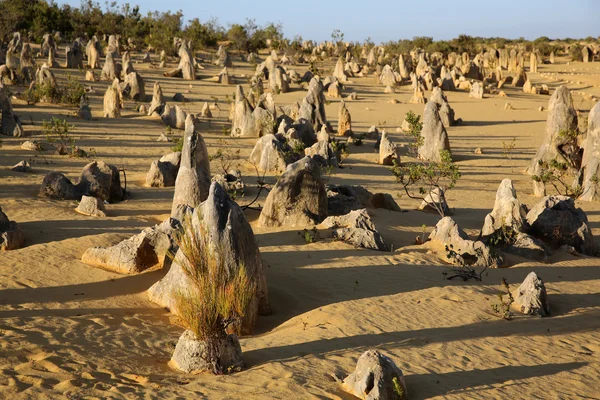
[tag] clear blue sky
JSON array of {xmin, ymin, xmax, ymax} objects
[{"xmin": 56, "ymin": 0, "xmax": 599, "ymax": 43}]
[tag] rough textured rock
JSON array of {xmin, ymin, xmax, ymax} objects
[
  {"xmin": 231, "ymin": 85, "xmax": 276, "ymax": 138},
  {"xmin": 469, "ymin": 82, "xmax": 484, "ymax": 99},
  {"xmin": 177, "ymin": 40, "xmax": 195, "ymax": 80},
  {"xmin": 337, "ymin": 101, "xmax": 352, "ymax": 136},
  {"xmin": 430, "ymin": 87, "xmax": 457, "ymax": 127},
  {"xmin": 379, "ymin": 131, "xmax": 399, "ymax": 165},
  {"xmin": 527, "ymin": 86, "xmax": 579, "ymax": 195},
  {"xmin": 211, "ymin": 170, "xmax": 244, "ymax": 194},
  {"xmin": 249, "ymin": 134, "xmax": 288, "ymax": 173},
  {"xmin": 170, "ymin": 330, "xmax": 243, "ymax": 373},
  {"xmin": 268, "ymin": 65, "xmax": 290, "ymax": 93},
  {"xmin": 512, "ymin": 66, "xmax": 527, "ymax": 87},
  {"xmin": 379, "ymin": 65, "xmax": 396, "ymax": 87},
  {"xmin": 100, "ymin": 52, "xmax": 120, "ymax": 81},
  {"xmin": 0, "ymin": 206, "xmax": 25, "ymax": 251},
  {"xmin": 148, "ymin": 81, "xmax": 165, "ymax": 116},
  {"xmin": 304, "ymin": 140, "xmax": 339, "ymax": 168},
  {"xmin": 82, "ymin": 231, "xmax": 158, "ymax": 274},
  {"xmin": 327, "ymin": 81, "xmax": 342, "ymax": 98},
  {"xmin": 511, "ymin": 272, "xmax": 550, "ymax": 317},
  {"xmin": 123, "ymin": 71, "xmax": 145, "ymax": 101},
  {"xmin": 86, "ymin": 36, "xmax": 102, "ymax": 69},
  {"xmin": 0, "ymin": 83, "xmax": 25, "ymax": 137},
  {"xmin": 409, "ymin": 84, "xmax": 426, "ymax": 104},
  {"xmin": 300, "ymin": 77, "xmax": 328, "ymax": 132},
  {"xmin": 161, "ymin": 104, "xmax": 187, "ymax": 130},
  {"xmin": 75, "ymin": 195, "xmax": 107, "ymax": 217},
  {"xmin": 333, "ymin": 58, "xmax": 348, "ymax": 82},
  {"xmin": 322, "ymin": 209, "xmax": 389, "ymax": 251},
  {"xmin": 214, "ymin": 45, "xmax": 232, "ymax": 68},
  {"xmin": 11, "ymin": 160, "xmax": 32, "ymax": 173},
  {"xmin": 419, "ymin": 101, "xmax": 451, "ymax": 162},
  {"xmin": 103, "ymin": 79, "xmax": 122, "ymax": 118},
  {"xmin": 218, "ymin": 67, "xmax": 231, "ymax": 85},
  {"xmin": 66, "ymin": 42, "xmax": 84, "ymax": 69},
  {"xmin": 171, "ymin": 115, "xmax": 211, "ymax": 214},
  {"xmin": 258, "ymin": 156, "xmax": 327, "ymax": 227},
  {"xmin": 39, "ymin": 172, "xmax": 78, "ymax": 200},
  {"xmin": 480, "ymin": 179, "xmax": 547, "ymax": 260},
  {"xmin": 150, "ymin": 182, "xmax": 271, "ymax": 334},
  {"xmin": 481, "ymin": 179, "xmax": 528, "ymax": 235},
  {"xmin": 327, "ymin": 184, "xmax": 400, "ymax": 215},
  {"xmin": 146, "ymin": 152, "xmax": 182, "ymax": 187},
  {"xmin": 341, "ymin": 350, "xmax": 407, "ymax": 400},
  {"xmin": 78, "ymin": 161, "xmax": 124, "ymax": 203},
  {"xmin": 578, "ymin": 101, "xmax": 600, "ymax": 201},
  {"xmin": 526, "ymin": 195, "xmax": 594, "ymax": 255},
  {"xmin": 429, "ymin": 217, "xmax": 502, "ymax": 268},
  {"xmin": 78, "ymin": 95, "xmax": 92, "ymax": 120}
]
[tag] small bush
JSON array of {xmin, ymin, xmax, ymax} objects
[
  {"xmin": 390, "ymin": 149, "xmax": 461, "ymax": 217},
  {"xmin": 23, "ymin": 74, "xmax": 84, "ymax": 106},
  {"xmin": 42, "ymin": 117, "xmax": 76, "ymax": 155},
  {"xmin": 60, "ymin": 74, "xmax": 86, "ymax": 106},
  {"xmin": 490, "ymin": 278, "xmax": 514, "ymax": 320},
  {"xmin": 404, "ymin": 110, "xmax": 423, "ymax": 157},
  {"xmin": 298, "ymin": 227, "xmax": 319, "ymax": 243}
]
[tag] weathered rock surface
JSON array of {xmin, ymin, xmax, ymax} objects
[
  {"xmin": 578, "ymin": 101, "xmax": 600, "ymax": 201},
  {"xmin": 78, "ymin": 161, "xmax": 124, "ymax": 203},
  {"xmin": 75, "ymin": 195, "xmax": 107, "ymax": 217},
  {"xmin": 341, "ymin": 350, "xmax": 407, "ymax": 400},
  {"xmin": 146, "ymin": 152, "xmax": 181, "ymax": 187},
  {"xmin": 429, "ymin": 217, "xmax": 502, "ymax": 268},
  {"xmin": 170, "ymin": 330, "xmax": 243, "ymax": 373},
  {"xmin": 480, "ymin": 179, "xmax": 547, "ymax": 260},
  {"xmin": 171, "ymin": 115, "xmax": 211, "ymax": 214},
  {"xmin": 249, "ymin": 134, "xmax": 288, "ymax": 173},
  {"xmin": 526, "ymin": 195, "xmax": 594, "ymax": 255},
  {"xmin": 305, "ymin": 140, "xmax": 339, "ymax": 168},
  {"xmin": 327, "ymin": 184, "xmax": 400, "ymax": 215},
  {"xmin": 39, "ymin": 172, "xmax": 78, "ymax": 200},
  {"xmin": 418, "ymin": 101, "xmax": 451, "ymax": 162},
  {"xmin": 379, "ymin": 131, "xmax": 399, "ymax": 165},
  {"xmin": 231, "ymin": 86, "xmax": 276, "ymax": 138},
  {"xmin": 322, "ymin": 209, "xmax": 389, "ymax": 251},
  {"xmin": 11, "ymin": 160, "xmax": 32, "ymax": 173},
  {"xmin": 511, "ymin": 272, "xmax": 550, "ymax": 317},
  {"xmin": 258, "ymin": 156, "xmax": 327, "ymax": 227},
  {"xmin": 0, "ymin": 206, "xmax": 25, "ymax": 251},
  {"xmin": 82, "ymin": 232, "xmax": 158, "ymax": 274}
]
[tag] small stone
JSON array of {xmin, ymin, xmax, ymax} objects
[
  {"xmin": 76, "ymin": 195, "xmax": 107, "ymax": 217},
  {"xmin": 12, "ymin": 160, "xmax": 32, "ymax": 172},
  {"xmin": 511, "ymin": 272, "xmax": 550, "ymax": 317}
]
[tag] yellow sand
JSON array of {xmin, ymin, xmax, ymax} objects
[{"xmin": 0, "ymin": 48, "xmax": 599, "ymax": 399}]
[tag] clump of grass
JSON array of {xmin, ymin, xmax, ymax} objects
[
  {"xmin": 490, "ymin": 278, "xmax": 514, "ymax": 320},
  {"xmin": 298, "ymin": 227, "xmax": 319, "ymax": 243},
  {"xmin": 172, "ymin": 213, "xmax": 256, "ymax": 374}
]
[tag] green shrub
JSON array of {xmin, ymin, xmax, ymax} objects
[
  {"xmin": 173, "ymin": 213, "xmax": 256, "ymax": 374},
  {"xmin": 42, "ymin": 117, "xmax": 76, "ymax": 155}
]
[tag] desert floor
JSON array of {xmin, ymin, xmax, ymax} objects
[{"xmin": 1, "ymin": 48, "xmax": 599, "ymax": 399}]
